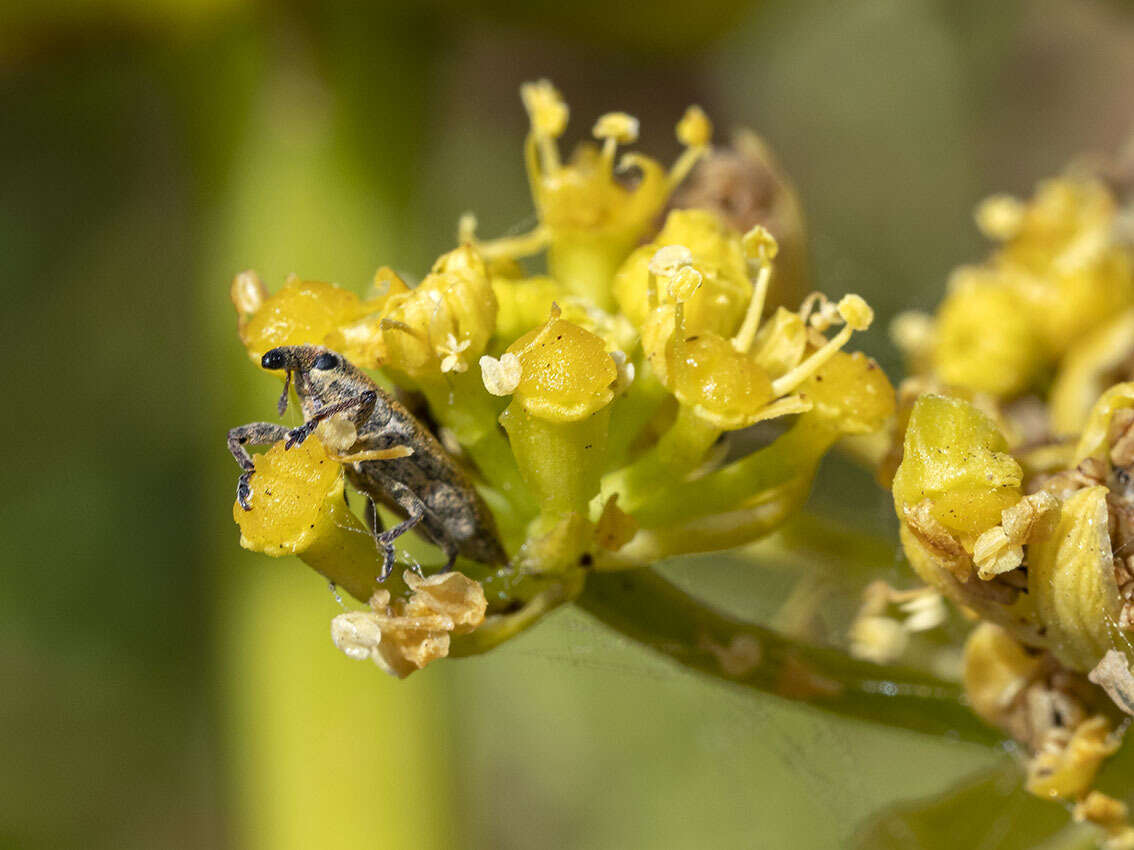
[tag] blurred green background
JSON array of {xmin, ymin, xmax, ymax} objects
[{"xmin": 3, "ymin": 1, "xmax": 1133, "ymax": 848}]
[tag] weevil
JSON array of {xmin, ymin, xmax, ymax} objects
[{"xmin": 227, "ymin": 345, "xmax": 507, "ymax": 579}]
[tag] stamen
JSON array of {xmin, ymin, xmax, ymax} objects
[
  {"xmin": 520, "ymin": 79, "xmax": 567, "ymax": 174},
  {"xmin": 669, "ymin": 105, "xmax": 713, "ymax": 190},
  {"xmin": 732, "ymin": 265, "xmax": 771, "ymax": 353},
  {"xmin": 770, "ymin": 295, "xmax": 873, "ymax": 396},
  {"xmin": 975, "ymin": 194, "xmax": 1025, "ymax": 241},
  {"xmin": 593, "ymin": 112, "xmax": 639, "ymax": 172},
  {"xmin": 457, "ymin": 211, "xmax": 478, "ymax": 244}
]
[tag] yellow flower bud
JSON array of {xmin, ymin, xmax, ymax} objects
[
  {"xmin": 614, "ymin": 209, "xmax": 751, "ymax": 337},
  {"xmin": 798, "ymin": 350, "xmax": 895, "ymax": 435},
  {"xmin": 997, "ymin": 177, "xmax": 1133, "ymax": 357},
  {"xmin": 1028, "ymin": 485, "xmax": 1123, "ymax": 673},
  {"xmin": 1050, "ymin": 310, "xmax": 1134, "ymax": 437},
  {"xmin": 381, "ymin": 245, "xmax": 497, "ymax": 380},
  {"xmin": 963, "ymin": 622, "xmax": 1043, "ymax": 731},
  {"xmin": 504, "ymin": 314, "xmax": 617, "ymax": 422},
  {"xmin": 892, "ymin": 394, "xmax": 1023, "ymax": 538},
  {"xmin": 931, "ymin": 268, "xmax": 1045, "ymax": 396},
  {"xmin": 232, "ymin": 437, "xmax": 385, "ymax": 603},
  {"xmin": 667, "ymin": 333, "xmax": 780, "ymax": 430},
  {"xmin": 237, "ymin": 277, "xmax": 370, "ymax": 363}
]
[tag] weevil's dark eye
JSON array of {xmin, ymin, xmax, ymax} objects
[
  {"xmin": 261, "ymin": 349, "xmax": 287, "ymax": 370},
  {"xmin": 313, "ymin": 352, "xmax": 339, "ymax": 371}
]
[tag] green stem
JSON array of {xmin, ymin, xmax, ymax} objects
[
  {"xmin": 577, "ymin": 569, "xmax": 1001, "ymax": 746},
  {"xmin": 451, "ymin": 575, "xmax": 582, "ymax": 656},
  {"xmin": 604, "ymin": 366, "xmax": 669, "ymax": 468},
  {"xmin": 602, "ymin": 403, "xmax": 721, "ymax": 514},
  {"xmin": 631, "ymin": 413, "xmax": 838, "ymax": 528},
  {"xmin": 754, "ymin": 511, "xmax": 901, "ymax": 574}
]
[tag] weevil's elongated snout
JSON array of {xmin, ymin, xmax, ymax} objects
[{"xmin": 260, "ymin": 346, "xmax": 308, "ymax": 416}]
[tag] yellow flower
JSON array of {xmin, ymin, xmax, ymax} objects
[
  {"xmin": 502, "ymin": 308, "xmax": 617, "ymax": 423},
  {"xmin": 614, "ymin": 209, "xmax": 750, "ymax": 337},
  {"xmin": 667, "ymin": 130, "xmax": 809, "ymax": 309},
  {"xmin": 468, "ymin": 81, "xmax": 713, "ymax": 310},
  {"xmin": 228, "ymin": 79, "xmax": 901, "ymax": 674},
  {"xmin": 381, "ymin": 245, "xmax": 497, "ymax": 381},
  {"xmin": 931, "ymin": 267, "xmax": 1045, "ymax": 396},
  {"xmin": 236, "ymin": 275, "xmax": 369, "ymax": 363},
  {"xmin": 233, "ymin": 436, "xmax": 393, "ymax": 604},
  {"xmin": 892, "ymin": 394, "xmax": 1024, "ymax": 540}
]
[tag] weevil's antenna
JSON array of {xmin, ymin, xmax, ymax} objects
[{"xmin": 277, "ymin": 369, "xmax": 292, "ymax": 417}]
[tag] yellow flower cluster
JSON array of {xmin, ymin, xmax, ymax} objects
[
  {"xmin": 891, "ymin": 386, "xmax": 1134, "ymax": 812},
  {"xmin": 229, "ymin": 81, "xmax": 893, "ymax": 673},
  {"xmin": 896, "ymin": 175, "xmax": 1134, "ymax": 432}
]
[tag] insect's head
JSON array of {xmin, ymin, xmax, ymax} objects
[{"xmin": 260, "ymin": 345, "xmax": 359, "ymax": 416}]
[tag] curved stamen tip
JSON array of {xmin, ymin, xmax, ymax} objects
[
  {"xmin": 648, "ymin": 244, "xmax": 695, "ymax": 277},
  {"xmin": 837, "ymin": 294, "xmax": 874, "ymax": 331},
  {"xmin": 975, "ymin": 194, "xmax": 1025, "ymax": 241},
  {"xmin": 593, "ymin": 112, "xmax": 640, "ymax": 145},
  {"xmin": 676, "ymin": 105, "xmax": 713, "ymax": 148},
  {"xmin": 520, "ymin": 79, "xmax": 569, "ymax": 138},
  {"xmin": 457, "ymin": 211, "xmax": 478, "ymax": 244},
  {"xmin": 742, "ymin": 225, "xmax": 779, "ymax": 263},
  {"xmin": 668, "ymin": 266, "xmax": 703, "ymax": 302}
]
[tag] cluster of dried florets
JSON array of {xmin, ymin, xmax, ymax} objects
[{"xmin": 227, "ymin": 81, "xmax": 890, "ymax": 679}]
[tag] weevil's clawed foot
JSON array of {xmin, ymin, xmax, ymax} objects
[
  {"xmin": 440, "ymin": 550, "xmax": 457, "ymax": 575},
  {"xmin": 237, "ymin": 472, "xmax": 253, "ymax": 511},
  {"xmin": 378, "ymin": 545, "xmax": 396, "ymax": 582},
  {"xmin": 285, "ymin": 421, "xmax": 316, "ymax": 450}
]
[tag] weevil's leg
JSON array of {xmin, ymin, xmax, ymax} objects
[
  {"xmin": 364, "ymin": 495, "xmax": 385, "ymax": 536},
  {"xmin": 362, "ymin": 496, "xmax": 428, "ymax": 584},
  {"xmin": 286, "ymin": 390, "xmax": 378, "ymax": 450},
  {"xmin": 370, "ymin": 475, "xmax": 427, "ymax": 581},
  {"xmin": 227, "ymin": 422, "xmax": 291, "ymax": 510},
  {"xmin": 440, "ymin": 546, "xmax": 458, "ymax": 575}
]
